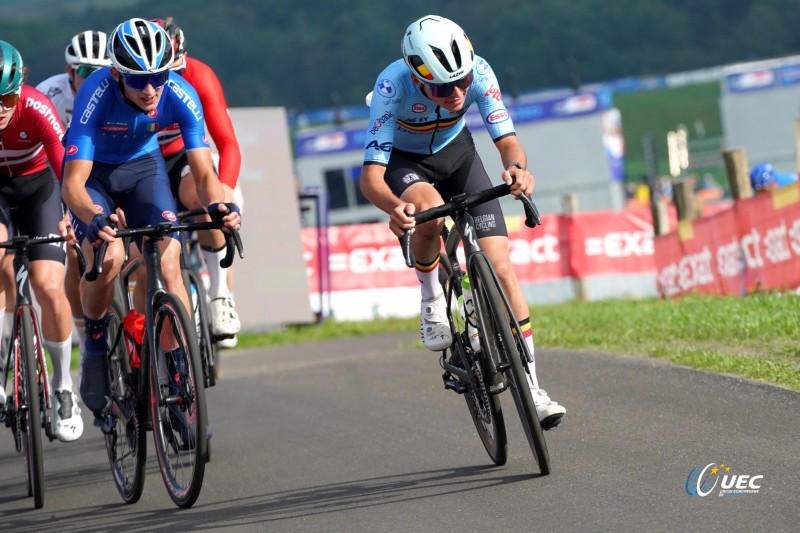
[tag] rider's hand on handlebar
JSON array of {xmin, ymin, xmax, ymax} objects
[
  {"xmin": 503, "ymin": 165, "xmax": 535, "ymax": 198},
  {"xmin": 87, "ymin": 213, "xmax": 118, "ymax": 247},
  {"xmin": 58, "ymin": 213, "xmax": 77, "ymax": 246},
  {"xmin": 207, "ymin": 202, "xmax": 242, "ymax": 233},
  {"xmin": 389, "ymin": 202, "xmax": 416, "ymax": 238}
]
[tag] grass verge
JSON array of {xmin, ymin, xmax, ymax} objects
[{"xmin": 237, "ymin": 292, "xmax": 800, "ymax": 392}]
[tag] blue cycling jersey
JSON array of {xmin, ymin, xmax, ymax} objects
[
  {"xmin": 363, "ymin": 56, "xmax": 515, "ymax": 166},
  {"xmin": 65, "ymin": 68, "xmax": 209, "ymax": 164}
]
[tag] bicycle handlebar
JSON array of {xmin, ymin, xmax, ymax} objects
[
  {"xmin": 400, "ymin": 182, "xmax": 541, "ymax": 268},
  {"xmin": 0, "ymin": 236, "xmax": 87, "ymax": 275},
  {"xmin": 85, "ymin": 219, "xmax": 244, "ymax": 282}
]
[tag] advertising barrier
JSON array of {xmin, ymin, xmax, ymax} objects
[
  {"xmin": 301, "ymin": 206, "xmax": 689, "ymax": 319},
  {"xmin": 655, "ymin": 183, "xmax": 800, "ymax": 297}
]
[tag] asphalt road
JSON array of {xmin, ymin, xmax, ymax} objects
[{"xmin": 1, "ymin": 333, "xmax": 797, "ymax": 532}]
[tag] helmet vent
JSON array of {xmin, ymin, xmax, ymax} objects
[{"xmin": 430, "ymin": 47, "xmax": 453, "ymax": 73}]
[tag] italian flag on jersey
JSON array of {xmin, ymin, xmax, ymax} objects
[{"xmin": 147, "ymin": 123, "xmax": 160, "ymax": 132}]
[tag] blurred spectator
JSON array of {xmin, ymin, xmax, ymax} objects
[{"xmin": 750, "ymin": 163, "xmax": 798, "ymax": 193}]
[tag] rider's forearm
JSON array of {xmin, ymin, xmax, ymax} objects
[
  {"xmin": 61, "ymin": 161, "xmax": 97, "ymax": 224},
  {"xmin": 495, "ymin": 136, "xmax": 527, "ymax": 170},
  {"xmin": 360, "ymin": 164, "xmax": 403, "ymax": 214}
]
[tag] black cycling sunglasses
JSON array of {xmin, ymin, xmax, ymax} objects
[{"xmin": 424, "ymin": 71, "xmax": 474, "ymax": 98}]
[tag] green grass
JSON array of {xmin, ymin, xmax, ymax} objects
[{"xmin": 237, "ymin": 292, "xmax": 800, "ymax": 391}]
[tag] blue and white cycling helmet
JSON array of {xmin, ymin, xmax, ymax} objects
[
  {"xmin": 750, "ymin": 163, "xmax": 798, "ymax": 191},
  {"xmin": 402, "ymin": 15, "xmax": 474, "ymax": 85},
  {"xmin": 108, "ymin": 18, "xmax": 174, "ymax": 75},
  {"xmin": 0, "ymin": 40, "xmax": 24, "ymax": 96}
]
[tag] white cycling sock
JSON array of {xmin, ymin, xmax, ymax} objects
[
  {"xmin": 46, "ymin": 337, "xmax": 74, "ymax": 392},
  {"xmin": 415, "ymin": 256, "xmax": 442, "ymax": 301},
  {"xmin": 516, "ymin": 319, "xmax": 539, "ymax": 389},
  {"xmin": 201, "ymin": 246, "xmax": 231, "ymax": 301},
  {"xmin": 0, "ymin": 307, "xmax": 5, "ymax": 344},
  {"xmin": 72, "ymin": 316, "xmax": 87, "ymax": 355}
]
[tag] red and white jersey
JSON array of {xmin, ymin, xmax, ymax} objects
[
  {"xmin": 0, "ymin": 85, "xmax": 65, "ymax": 181},
  {"xmin": 158, "ymin": 56, "xmax": 241, "ymax": 188}
]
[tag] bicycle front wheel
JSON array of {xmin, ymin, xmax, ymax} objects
[
  {"xmin": 149, "ymin": 292, "xmax": 207, "ymax": 508},
  {"xmin": 17, "ymin": 307, "xmax": 45, "ymax": 508},
  {"xmin": 470, "ymin": 254, "xmax": 550, "ymax": 475},
  {"xmin": 439, "ymin": 254, "xmax": 507, "ymax": 466},
  {"xmin": 105, "ymin": 296, "xmax": 146, "ymax": 504}
]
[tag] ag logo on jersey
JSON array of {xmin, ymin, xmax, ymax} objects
[{"xmin": 376, "ymin": 79, "xmax": 395, "ymax": 98}]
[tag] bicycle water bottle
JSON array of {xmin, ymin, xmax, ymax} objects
[{"xmin": 462, "ymin": 275, "xmax": 481, "ymax": 352}]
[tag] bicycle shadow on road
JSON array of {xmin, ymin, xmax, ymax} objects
[{"xmin": 0, "ymin": 463, "xmax": 539, "ymax": 532}]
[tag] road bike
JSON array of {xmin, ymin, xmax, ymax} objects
[
  {"xmin": 89, "ymin": 217, "xmax": 243, "ymax": 508},
  {"xmin": 401, "ymin": 182, "xmax": 550, "ymax": 475},
  {"xmin": 0, "ymin": 233, "xmax": 84, "ymax": 509}
]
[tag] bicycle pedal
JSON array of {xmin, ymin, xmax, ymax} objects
[{"xmin": 442, "ymin": 372, "xmax": 467, "ymax": 394}]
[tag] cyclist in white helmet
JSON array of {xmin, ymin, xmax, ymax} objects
[
  {"xmin": 360, "ymin": 15, "xmax": 565, "ymax": 429},
  {"xmin": 36, "ymin": 31, "xmax": 113, "ymax": 422},
  {"xmin": 37, "ymin": 30, "xmax": 111, "ymax": 127}
]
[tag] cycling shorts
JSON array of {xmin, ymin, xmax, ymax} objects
[
  {"xmin": 0, "ymin": 168, "xmax": 67, "ymax": 263},
  {"xmin": 164, "ymin": 149, "xmax": 190, "ymax": 201},
  {"xmin": 70, "ymin": 152, "xmax": 179, "ymax": 244},
  {"xmin": 383, "ymin": 128, "xmax": 507, "ymax": 239}
]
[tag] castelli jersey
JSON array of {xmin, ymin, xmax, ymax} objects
[
  {"xmin": 36, "ymin": 72, "xmax": 75, "ymax": 127},
  {"xmin": 0, "ymin": 84, "xmax": 65, "ymax": 180},
  {"xmin": 65, "ymin": 68, "xmax": 209, "ymax": 164},
  {"xmin": 363, "ymin": 55, "xmax": 515, "ymax": 166},
  {"xmin": 157, "ymin": 56, "xmax": 241, "ymax": 188}
]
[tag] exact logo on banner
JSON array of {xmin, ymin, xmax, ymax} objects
[{"xmin": 686, "ymin": 463, "xmax": 764, "ymax": 497}]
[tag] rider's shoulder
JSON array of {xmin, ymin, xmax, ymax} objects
[
  {"xmin": 35, "ymin": 72, "xmax": 70, "ymax": 96},
  {"xmin": 369, "ymin": 59, "xmax": 414, "ymax": 102}
]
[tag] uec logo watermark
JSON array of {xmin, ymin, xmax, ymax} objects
[{"xmin": 686, "ymin": 463, "xmax": 763, "ymax": 497}]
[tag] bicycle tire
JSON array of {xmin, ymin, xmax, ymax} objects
[
  {"xmin": 105, "ymin": 296, "xmax": 147, "ymax": 504},
  {"xmin": 149, "ymin": 292, "xmax": 207, "ymax": 508},
  {"xmin": 184, "ymin": 269, "xmax": 217, "ymax": 388},
  {"xmin": 18, "ymin": 307, "xmax": 45, "ymax": 508},
  {"xmin": 439, "ymin": 254, "xmax": 507, "ymax": 466},
  {"xmin": 469, "ymin": 253, "xmax": 550, "ymax": 475}
]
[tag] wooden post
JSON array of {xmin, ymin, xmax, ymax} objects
[
  {"xmin": 722, "ymin": 148, "xmax": 752, "ymax": 200},
  {"xmin": 562, "ymin": 193, "xmax": 587, "ymax": 301},
  {"xmin": 673, "ymin": 178, "xmax": 699, "ymax": 221},
  {"xmin": 650, "ymin": 200, "xmax": 669, "ymax": 236}
]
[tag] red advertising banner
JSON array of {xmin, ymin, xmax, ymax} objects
[
  {"xmin": 654, "ymin": 207, "xmax": 741, "ymax": 297},
  {"xmin": 568, "ymin": 208, "xmax": 657, "ymax": 277},
  {"xmin": 303, "ymin": 208, "xmax": 667, "ymax": 294},
  {"xmin": 654, "ymin": 183, "xmax": 800, "ymax": 297}
]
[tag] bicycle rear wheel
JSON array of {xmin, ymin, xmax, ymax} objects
[
  {"xmin": 17, "ymin": 307, "xmax": 45, "ymax": 508},
  {"xmin": 469, "ymin": 254, "xmax": 550, "ymax": 475},
  {"xmin": 105, "ymin": 296, "xmax": 147, "ymax": 504},
  {"xmin": 185, "ymin": 269, "xmax": 217, "ymax": 388},
  {"xmin": 149, "ymin": 292, "xmax": 207, "ymax": 508},
  {"xmin": 439, "ymin": 255, "xmax": 507, "ymax": 466}
]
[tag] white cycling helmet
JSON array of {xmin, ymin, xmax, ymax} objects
[
  {"xmin": 402, "ymin": 15, "xmax": 474, "ymax": 84},
  {"xmin": 65, "ymin": 30, "xmax": 111, "ymax": 67},
  {"xmin": 108, "ymin": 18, "xmax": 174, "ymax": 75}
]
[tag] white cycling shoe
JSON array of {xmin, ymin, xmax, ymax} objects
[
  {"xmin": 210, "ymin": 297, "xmax": 241, "ymax": 336},
  {"xmin": 53, "ymin": 389, "xmax": 84, "ymax": 442},
  {"xmin": 420, "ymin": 294, "xmax": 452, "ymax": 351},
  {"xmin": 531, "ymin": 388, "xmax": 566, "ymax": 431}
]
